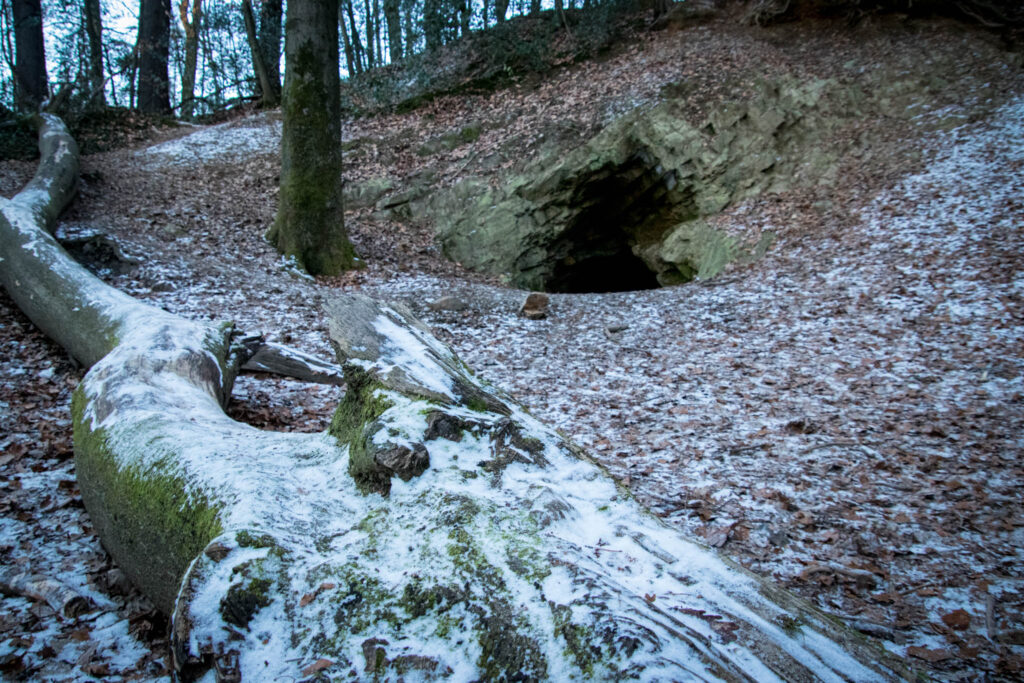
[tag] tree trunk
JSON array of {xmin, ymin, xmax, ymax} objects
[
  {"xmin": 12, "ymin": 0, "xmax": 47, "ymax": 111},
  {"xmin": 339, "ymin": 5, "xmax": 357, "ymax": 76},
  {"xmin": 424, "ymin": 0, "xmax": 442, "ymax": 50},
  {"xmin": 363, "ymin": 0, "xmax": 376, "ymax": 67},
  {"xmin": 241, "ymin": 0, "xmax": 277, "ymax": 107},
  {"xmin": 267, "ymin": 0, "xmax": 356, "ymax": 276},
  {"xmin": 403, "ymin": 0, "xmax": 416, "ymax": 54},
  {"xmin": 342, "ymin": 0, "xmax": 365, "ymax": 74},
  {"xmin": 2, "ymin": 116, "xmax": 911, "ymax": 682},
  {"xmin": 83, "ymin": 0, "xmax": 105, "ymax": 108},
  {"xmin": 177, "ymin": 0, "xmax": 201, "ymax": 118},
  {"xmin": 136, "ymin": 0, "xmax": 171, "ymax": 114},
  {"xmin": 257, "ymin": 0, "xmax": 282, "ymax": 101},
  {"xmin": 383, "ymin": 0, "xmax": 401, "ymax": 61},
  {"xmin": 495, "ymin": 0, "xmax": 509, "ymax": 23},
  {"xmin": 459, "ymin": 0, "xmax": 471, "ymax": 37}
]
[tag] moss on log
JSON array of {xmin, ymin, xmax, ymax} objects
[{"xmin": 1, "ymin": 116, "xmax": 912, "ymax": 682}]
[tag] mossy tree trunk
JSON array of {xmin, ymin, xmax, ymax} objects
[
  {"xmin": 3, "ymin": 118, "xmax": 911, "ymax": 681},
  {"xmin": 266, "ymin": 0, "xmax": 357, "ymax": 276}
]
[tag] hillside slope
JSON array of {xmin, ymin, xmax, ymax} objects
[{"xmin": 1, "ymin": 12, "xmax": 1023, "ymax": 681}]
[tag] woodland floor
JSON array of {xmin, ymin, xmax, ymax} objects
[{"xmin": 2, "ymin": 12, "xmax": 1024, "ymax": 682}]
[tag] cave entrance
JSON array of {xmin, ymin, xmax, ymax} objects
[{"xmin": 538, "ymin": 155, "xmax": 689, "ymax": 294}]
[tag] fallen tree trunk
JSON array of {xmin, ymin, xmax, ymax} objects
[{"xmin": 1, "ymin": 117, "xmax": 911, "ymax": 681}]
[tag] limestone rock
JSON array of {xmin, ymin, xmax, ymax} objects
[
  {"xmin": 519, "ymin": 292, "xmax": 549, "ymax": 320},
  {"xmin": 429, "ymin": 78, "xmax": 836, "ymax": 291},
  {"xmin": 427, "ymin": 295, "xmax": 468, "ymax": 312}
]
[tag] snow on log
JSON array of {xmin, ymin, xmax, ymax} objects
[{"xmin": 1, "ymin": 117, "xmax": 911, "ymax": 681}]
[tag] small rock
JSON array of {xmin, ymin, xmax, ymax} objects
[
  {"xmin": 150, "ymin": 280, "xmax": 176, "ymax": 292},
  {"xmin": 520, "ymin": 292, "xmax": 549, "ymax": 320},
  {"xmin": 427, "ymin": 296, "xmax": 468, "ymax": 312},
  {"xmin": 607, "ymin": 323, "xmax": 628, "ymax": 334}
]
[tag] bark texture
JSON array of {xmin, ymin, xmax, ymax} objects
[
  {"xmin": 257, "ymin": 0, "xmax": 283, "ymax": 101},
  {"xmin": 12, "ymin": 0, "xmax": 48, "ymax": 111},
  {"xmin": 137, "ymin": 0, "xmax": 171, "ymax": 114},
  {"xmin": 84, "ymin": 0, "xmax": 106, "ymax": 108},
  {"xmin": 177, "ymin": 0, "xmax": 201, "ymax": 118},
  {"xmin": 1, "ymin": 118, "xmax": 912, "ymax": 682},
  {"xmin": 268, "ymin": 0, "xmax": 356, "ymax": 275},
  {"xmin": 241, "ymin": 0, "xmax": 277, "ymax": 107}
]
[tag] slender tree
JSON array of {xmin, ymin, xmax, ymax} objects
[
  {"xmin": 257, "ymin": 0, "xmax": 282, "ymax": 100},
  {"xmin": 83, "ymin": 0, "xmax": 105, "ymax": 107},
  {"xmin": 339, "ymin": 4, "xmax": 356, "ymax": 75},
  {"xmin": 268, "ymin": 0, "xmax": 357, "ymax": 275},
  {"xmin": 342, "ymin": 0, "xmax": 364, "ymax": 73},
  {"xmin": 12, "ymin": 0, "xmax": 47, "ymax": 111},
  {"xmin": 241, "ymin": 0, "xmax": 277, "ymax": 106},
  {"xmin": 459, "ymin": 0, "xmax": 471, "ymax": 37},
  {"xmin": 177, "ymin": 0, "xmax": 201, "ymax": 117},
  {"xmin": 424, "ymin": 0, "xmax": 442, "ymax": 49},
  {"xmin": 383, "ymin": 0, "xmax": 401, "ymax": 61},
  {"xmin": 137, "ymin": 0, "xmax": 171, "ymax": 113},
  {"xmin": 495, "ymin": 0, "xmax": 509, "ymax": 23}
]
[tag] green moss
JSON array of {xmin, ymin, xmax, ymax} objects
[
  {"xmin": 550, "ymin": 603, "xmax": 597, "ymax": 676},
  {"xmin": 273, "ymin": 39, "xmax": 356, "ymax": 276},
  {"xmin": 465, "ymin": 395, "xmax": 490, "ymax": 413},
  {"xmin": 235, "ymin": 530, "xmax": 276, "ymax": 549},
  {"xmin": 72, "ymin": 387, "xmax": 224, "ymax": 614},
  {"xmin": 777, "ymin": 614, "xmax": 805, "ymax": 636},
  {"xmin": 459, "ymin": 123, "xmax": 483, "ymax": 143},
  {"xmin": 329, "ymin": 367, "xmax": 396, "ymax": 494},
  {"xmin": 221, "ymin": 574, "xmax": 273, "ymax": 629}
]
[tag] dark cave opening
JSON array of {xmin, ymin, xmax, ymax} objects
[
  {"xmin": 539, "ymin": 155, "xmax": 687, "ymax": 294},
  {"xmin": 546, "ymin": 248, "xmax": 662, "ymax": 293}
]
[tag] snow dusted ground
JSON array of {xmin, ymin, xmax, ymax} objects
[
  {"xmin": 361, "ymin": 96, "xmax": 1024, "ymax": 674},
  {"xmin": 1, "ymin": 38, "xmax": 1022, "ymax": 683}
]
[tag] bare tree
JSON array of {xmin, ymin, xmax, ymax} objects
[
  {"xmin": 83, "ymin": 0, "xmax": 105, "ymax": 108},
  {"xmin": 12, "ymin": 0, "xmax": 47, "ymax": 111},
  {"xmin": 267, "ymin": 0, "xmax": 357, "ymax": 275},
  {"xmin": 177, "ymin": 0, "xmax": 201, "ymax": 117},
  {"xmin": 137, "ymin": 0, "xmax": 171, "ymax": 113},
  {"xmin": 257, "ymin": 0, "xmax": 282, "ymax": 100}
]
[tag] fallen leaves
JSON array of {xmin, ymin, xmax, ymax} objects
[
  {"xmin": 907, "ymin": 646, "xmax": 953, "ymax": 663},
  {"xmin": 302, "ymin": 658, "xmax": 335, "ymax": 676},
  {"xmin": 943, "ymin": 609, "xmax": 972, "ymax": 631}
]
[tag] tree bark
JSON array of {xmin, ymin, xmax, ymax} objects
[
  {"xmin": 267, "ymin": 0, "xmax": 356, "ymax": 275},
  {"xmin": 136, "ymin": 0, "xmax": 171, "ymax": 114},
  {"xmin": 424, "ymin": 0, "xmax": 442, "ymax": 50},
  {"xmin": 459, "ymin": 0, "xmax": 471, "ymax": 37},
  {"xmin": 12, "ymin": 0, "xmax": 47, "ymax": 111},
  {"xmin": 177, "ymin": 0, "xmax": 201, "ymax": 118},
  {"xmin": 339, "ymin": 7, "xmax": 357, "ymax": 76},
  {"xmin": 241, "ymin": 0, "xmax": 277, "ymax": 107},
  {"xmin": 257, "ymin": 0, "xmax": 282, "ymax": 101},
  {"xmin": 342, "ymin": 0, "xmax": 365, "ymax": 74},
  {"xmin": 83, "ymin": 0, "xmax": 106, "ymax": 108},
  {"xmin": 2, "ymin": 116, "xmax": 912, "ymax": 682},
  {"xmin": 495, "ymin": 0, "xmax": 509, "ymax": 23},
  {"xmin": 383, "ymin": 0, "xmax": 402, "ymax": 61}
]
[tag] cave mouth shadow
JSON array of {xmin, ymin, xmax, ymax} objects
[
  {"xmin": 536, "ymin": 154, "xmax": 688, "ymax": 294},
  {"xmin": 546, "ymin": 249, "xmax": 661, "ymax": 293}
]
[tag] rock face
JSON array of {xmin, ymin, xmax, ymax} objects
[{"xmin": 430, "ymin": 78, "xmax": 836, "ymax": 292}]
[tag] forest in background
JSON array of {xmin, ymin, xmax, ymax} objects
[{"xmin": 1, "ymin": 0, "xmax": 1021, "ymax": 133}]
